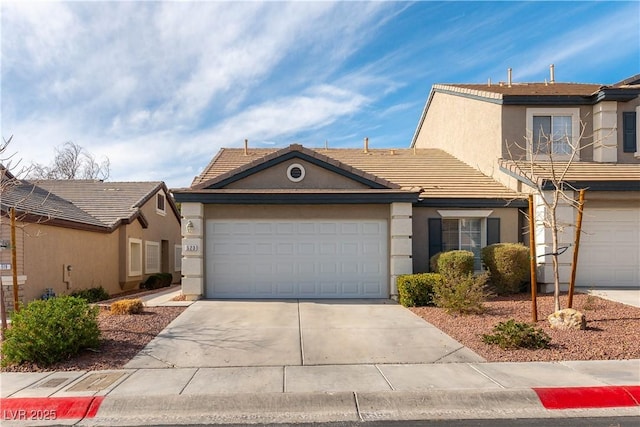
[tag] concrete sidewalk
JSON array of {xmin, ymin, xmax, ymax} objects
[{"xmin": 2, "ymin": 359, "xmax": 639, "ymax": 425}]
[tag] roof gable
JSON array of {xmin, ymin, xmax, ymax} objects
[{"xmin": 192, "ymin": 144, "xmax": 400, "ymax": 190}]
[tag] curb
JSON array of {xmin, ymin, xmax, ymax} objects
[{"xmin": 3, "ymin": 386, "xmax": 640, "ymax": 425}]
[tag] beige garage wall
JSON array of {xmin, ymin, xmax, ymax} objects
[{"xmin": 412, "ymin": 206, "xmax": 522, "ymax": 273}]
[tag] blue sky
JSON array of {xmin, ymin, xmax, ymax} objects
[{"xmin": 2, "ymin": 1, "xmax": 639, "ymax": 189}]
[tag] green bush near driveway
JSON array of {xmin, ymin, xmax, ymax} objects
[
  {"xmin": 482, "ymin": 319, "xmax": 551, "ymax": 349},
  {"xmin": 481, "ymin": 243, "xmax": 530, "ymax": 295},
  {"xmin": 437, "ymin": 250, "xmax": 475, "ymax": 280},
  {"xmin": 70, "ymin": 286, "xmax": 110, "ymax": 303},
  {"xmin": 432, "ymin": 272, "xmax": 491, "ymax": 315},
  {"xmin": 397, "ymin": 273, "xmax": 444, "ymax": 307},
  {"xmin": 1, "ymin": 296, "xmax": 100, "ymax": 367}
]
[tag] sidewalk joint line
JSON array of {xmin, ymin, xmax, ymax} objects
[
  {"xmin": 282, "ymin": 366, "xmax": 287, "ymax": 393},
  {"xmin": 353, "ymin": 391, "xmax": 364, "ymax": 422},
  {"xmin": 375, "ymin": 364, "xmax": 395, "ymax": 391},
  {"xmin": 432, "ymin": 346, "xmax": 466, "ymax": 363},
  {"xmin": 467, "ymin": 363, "xmax": 507, "ymax": 388},
  {"xmin": 179, "ymin": 368, "xmax": 199, "ymax": 395},
  {"xmin": 297, "ymin": 299, "xmax": 305, "ymax": 366}
]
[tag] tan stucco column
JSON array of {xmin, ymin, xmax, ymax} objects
[
  {"xmin": 390, "ymin": 202, "xmax": 413, "ymax": 299},
  {"xmin": 181, "ymin": 203, "xmax": 204, "ymax": 300}
]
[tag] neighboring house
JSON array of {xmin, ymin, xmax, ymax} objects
[
  {"xmin": 0, "ymin": 178, "xmax": 181, "ymax": 306},
  {"xmin": 412, "ymin": 70, "xmax": 640, "ymax": 290},
  {"xmin": 174, "ymin": 143, "xmax": 526, "ymax": 300}
]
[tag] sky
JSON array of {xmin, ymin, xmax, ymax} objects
[{"xmin": 2, "ymin": 1, "xmax": 639, "ymax": 189}]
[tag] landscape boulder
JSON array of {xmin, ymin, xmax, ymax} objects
[{"xmin": 548, "ymin": 308, "xmax": 587, "ymax": 330}]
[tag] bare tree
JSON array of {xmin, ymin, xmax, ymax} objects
[
  {"xmin": 28, "ymin": 141, "xmax": 110, "ymax": 180},
  {"xmin": 505, "ymin": 120, "xmax": 597, "ymax": 314}
]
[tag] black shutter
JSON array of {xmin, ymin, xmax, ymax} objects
[
  {"xmin": 487, "ymin": 218, "xmax": 501, "ymax": 245},
  {"xmin": 623, "ymin": 112, "xmax": 637, "ymax": 153},
  {"xmin": 428, "ymin": 218, "xmax": 443, "ymax": 267}
]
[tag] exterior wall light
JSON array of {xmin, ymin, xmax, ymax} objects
[{"xmin": 186, "ymin": 220, "xmax": 195, "ymax": 234}]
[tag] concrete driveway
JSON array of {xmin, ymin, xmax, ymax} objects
[{"xmin": 125, "ymin": 300, "xmax": 483, "ymax": 368}]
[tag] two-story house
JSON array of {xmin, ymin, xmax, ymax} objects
[{"xmin": 411, "ymin": 69, "xmax": 640, "ymax": 291}]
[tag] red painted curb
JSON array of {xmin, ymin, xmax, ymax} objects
[
  {"xmin": 533, "ymin": 386, "xmax": 640, "ymax": 409},
  {"xmin": 0, "ymin": 396, "xmax": 105, "ymax": 421}
]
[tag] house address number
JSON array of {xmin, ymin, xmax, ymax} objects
[{"xmin": 184, "ymin": 244, "xmax": 199, "ymax": 252}]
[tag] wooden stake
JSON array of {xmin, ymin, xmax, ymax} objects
[
  {"xmin": 528, "ymin": 195, "xmax": 538, "ymax": 322},
  {"xmin": 567, "ymin": 189, "xmax": 586, "ymax": 308}
]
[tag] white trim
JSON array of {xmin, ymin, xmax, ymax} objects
[
  {"xmin": 286, "ymin": 163, "xmax": 306, "ymax": 182},
  {"xmin": 526, "ymin": 107, "xmax": 580, "ymax": 161},
  {"xmin": 437, "ymin": 209, "xmax": 493, "ymax": 218},
  {"xmin": 145, "ymin": 240, "xmax": 160, "ymax": 274},
  {"xmin": 128, "ymin": 238, "xmax": 143, "ymax": 277}
]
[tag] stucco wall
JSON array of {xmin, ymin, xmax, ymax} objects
[
  {"xmin": 411, "ymin": 206, "xmax": 522, "ymax": 273},
  {"xmin": 224, "ymin": 159, "xmax": 370, "ymax": 189},
  {"xmin": 413, "ymin": 91, "xmax": 503, "ymax": 178},
  {"xmin": 21, "ymin": 222, "xmax": 120, "ymax": 302}
]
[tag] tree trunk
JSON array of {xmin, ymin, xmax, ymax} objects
[{"xmin": 551, "ymin": 214, "xmax": 561, "ymax": 312}]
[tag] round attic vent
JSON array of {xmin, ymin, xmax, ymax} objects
[{"xmin": 287, "ymin": 163, "xmax": 305, "ymax": 182}]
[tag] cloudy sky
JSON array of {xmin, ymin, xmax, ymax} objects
[{"xmin": 2, "ymin": 1, "xmax": 638, "ymax": 188}]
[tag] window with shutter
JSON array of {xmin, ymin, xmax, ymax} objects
[{"xmin": 623, "ymin": 112, "xmax": 637, "ymax": 153}]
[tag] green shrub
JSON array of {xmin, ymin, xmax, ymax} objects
[
  {"xmin": 482, "ymin": 319, "xmax": 551, "ymax": 349},
  {"xmin": 397, "ymin": 273, "xmax": 444, "ymax": 307},
  {"xmin": 433, "ymin": 272, "xmax": 491, "ymax": 315},
  {"xmin": 110, "ymin": 298, "xmax": 144, "ymax": 315},
  {"xmin": 70, "ymin": 286, "xmax": 110, "ymax": 303},
  {"xmin": 1, "ymin": 296, "xmax": 100, "ymax": 367},
  {"xmin": 481, "ymin": 243, "xmax": 530, "ymax": 295},
  {"xmin": 437, "ymin": 250, "xmax": 475, "ymax": 280},
  {"xmin": 142, "ymin": 273, "xmax": 174, "ymax": 290},
  {"xmin": 429, "ymin": 252, "xmax": 442, "ymax": 273}
]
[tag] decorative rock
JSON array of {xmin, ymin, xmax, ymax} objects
[{"xmin": 548, "ymin": 308, "xmax": 587, "ymax": 330}]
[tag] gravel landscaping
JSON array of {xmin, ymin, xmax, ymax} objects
[
  {"xmin": 411, "ymin": 292, "xmax": 640, "ymax": 362},
  {"xmin": 1, "ymin": 292, "xmax": 638, "ymax": 372}
]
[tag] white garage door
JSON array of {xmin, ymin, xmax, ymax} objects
[
  {"xmin": 206, "ymin": 220, "xmax": 388, "ymax": 298},
  {"xmin": 577, "ymin": 208, "xmax": 640, "ymax": 288}
]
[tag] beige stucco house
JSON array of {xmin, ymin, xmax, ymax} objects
[
  {"xmin": 174, "ymin": 143, "xmax": 525, "ymax": 300},
  {"xmin": 412, "ymin": 70, "xmax": 640, "ymax": 290},
  {"xmin": 1, "ymin": 178, "xmax": 181, "ymax": 306}
]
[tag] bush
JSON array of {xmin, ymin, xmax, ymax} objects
[
  {"xmin": 481, "ymin": 243, "xmax": 530, "ymax": 295},
  {"xmin": 397, "ymin": 273, "xmax": 444, "ymax": 307},
  {"xmin": 433, "ymin": 272, "xmax": 491, "ymax": 315},
  {"xmin": 429, "ymin": 252, "xmax": 442, "ymax": 273},
  {"xmin": 142, "ymin": 273, "xmax": 174, "ymax": 290},
  {"xmin": 110, "ymin": 298, "xmax": 144, "ymax": 315},
  {"xmin": 437, "ymin": 250, "xmax": 475, "ymax": 280},
  {"xmin": 482, "ymin": 319, "xmax": 551, "ymax": 349},
  {"xmin": 70, "ymin": 286, "xmax": 110, "ymax": 303},
  {"xmin": 1, "ymin": 296, "xmax": 100, "ymax": 367}
]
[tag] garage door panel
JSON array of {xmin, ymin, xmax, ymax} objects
[
  {"xmin": 206, "ymin": 219, "xmax": 388, "ymax": 298},
  {"xmin": 577, "ymin": 208, "xmax": 639, "ymax": 288}
]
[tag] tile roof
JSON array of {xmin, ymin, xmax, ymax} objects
[
  {"xmin": 1, "ymin": 180, "xmax": 107, "ymax": 229},
  {"xmin": 191, "ymin": 146, "xmax": 523, "ymax": 200},
  {"xmin": 32, "ymin": 180, "xmax": 166, "ymax": 228},
  {"xmin": 499, "ymin": 159, "xmax": 640, "ymax": 189}
]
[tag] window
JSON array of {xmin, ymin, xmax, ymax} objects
[
  {"xmin": 623, "ymin": 111, "xmax": 637, "ymax": 153},
  {"xmin": 145, "ymin": 241, "xmax": 160, "ymax": 274},
  {"xmin": 174, "ymin": 244, "xmax": 182, "ymax": 272},
  {"xmin": 429, "ymin": 210, "xmax": 495, "ymax": 271},
  {"xmin": 442, "ymin": 218, "xmax": 483, "ymax": 270},
  {"xmin": 156, "ymin": 193, "xmax": 166, "ymax": 215},
  {"xmin": 128, "ymin": 238, "xmax": 142, "ymax": 277},
  {"xmin": 526, "ymin": 108, "xmax": 579, "ymax": 159}
]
